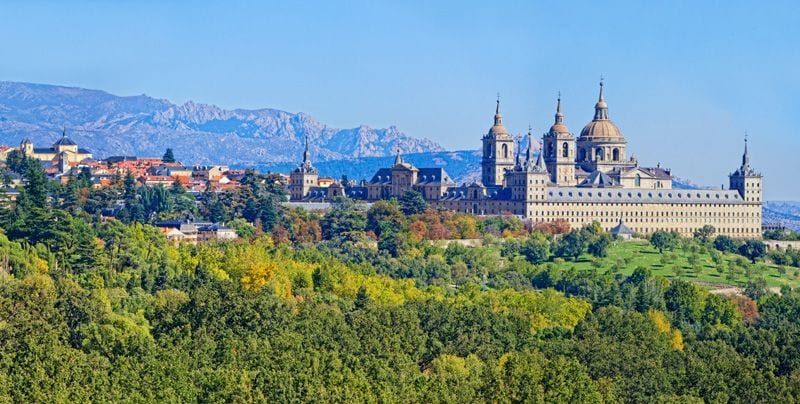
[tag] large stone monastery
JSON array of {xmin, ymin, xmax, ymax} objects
[{"xmin": 289, "ymin": 81, "xmax": 763, "ymax": 238}]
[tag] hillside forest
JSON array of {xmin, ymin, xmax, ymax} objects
[{"xmin": 2, "ymin": 152, "xmax": 800, "ymax": 402}]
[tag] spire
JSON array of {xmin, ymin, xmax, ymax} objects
[
  {"xmin": 598, "ymin": 77, "xmax": 604, "ymax": 102},
  {"xmin": 555, "ymin": 92, "xmax": 564, "ymax": 124},
  {"xmin": 525, "ymin": 127, "xmax": 533, "ymax": 165},
  {"xmin": 394, "ymin": 148, "xmax": 403, "ymax": 166},
  {"xmin": 593, "ymin": 78, "xmax": 609, "ymax": 120},
  {"xmin": 742, "ymin": 132, "xmax": 749, "ymax": 169},
  {"xmin": 533, "ymin": 140, "xmax": 547, "ymax": 173},
  {"xmin": 494, "ymin": 93, "xmax": 503, "ymax": 126},
  {"xmin": 62, "ymin": 127, "xmax": 67, "ymax": 138},
  {"xmin": 514, "ymin": 134, "xmax": 522, "ymax": 169},
  {"xmin": 303, "ymin": 135, "xmax": 310, "ymax": 165}
]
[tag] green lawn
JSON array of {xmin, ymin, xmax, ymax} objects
[{"xmin": 565, "ymin": 240, "xmax": 800, "ymax": 289}]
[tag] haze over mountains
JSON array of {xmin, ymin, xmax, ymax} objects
[{"xmin": 0, "ymin": 81, "xmax": 442, "ymax": 165}]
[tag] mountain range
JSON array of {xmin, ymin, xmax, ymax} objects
[{"xmin": 0, "ymin": 81, "xmax": 442, "ymax": 165}]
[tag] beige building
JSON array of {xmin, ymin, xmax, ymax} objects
[
  {"xmin": 288, "ymin": 81, "xmax": 763, "ymax": 239},
  {"xmin": 19, "ymin": 131, "xmax": 93, "ymax": 164}
]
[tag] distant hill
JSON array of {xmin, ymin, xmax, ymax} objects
[
  {"xmin": 0, "ymin": 81, "xmax": 442, "ymax": 165},
  {"xmin": 764, "ymin": 201, "xmax": 800, "ymax": 231}
]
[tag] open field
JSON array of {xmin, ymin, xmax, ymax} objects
[{"xmin": 565, "ymin": 240, "xmax": 800, "ymax": 289}]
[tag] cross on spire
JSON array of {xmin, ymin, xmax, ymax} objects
[
  {"xmin": 494, "ymin": 93, "xmax": 502, "ymax": 126},
  {"xmin": 739, "ymin": 131, "xmax": 752, "ymax": 170},
  {"xmin": 598, "ymin": 76, "xmax": 605, "ymax": 101}
]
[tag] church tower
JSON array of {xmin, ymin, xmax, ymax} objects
[
  {"xmin": 289, "ymin": 137, "xmax": 319, "ymax": 201},
  {"xmin": 543, "ymin": 95, "xmax": 577, "ymax": 185},
  {"xmin": 19, "ymin": 138, "xmax": 33, "ymax": 156},
  {"xmin": 576, "ymin": 80, "xmax": 628, "ymax": 173},
  {"xmin": 481, "ymin": 97, "xmax": 515, "ymax": 186},
  {"xmin": 729, "ymin": 136, "xmax": 762, "ymax": 203}
]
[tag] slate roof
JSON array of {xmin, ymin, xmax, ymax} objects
[
  {"xmin": 54, "ymin": 136, "xmax": 77, "ymax": 146},
  {"xmin": 346, "ymin": 186, "xmax": 368, "ymax": 199},
  {"xmin": 417, "ymin": 168, "xmax": 452, "ymax": 184},
  {"xmin": 578, "ymin": 170, "xmax": 618, "ymax": 188},
  {"xmin": 439, "ymin": 185, "xmax": 512, "ymax": 201},
  {"xmin": 547, "ymin": 187, "xmax": 744, "ymax": 204},
  {"xmin": 369, "ymin": 168, "xmax": 393, "ymax": 184},
  {"xmin": 610, "ymin": 220, "xmax": 635, "ymax": 236},
  {"xmin": 32, "ymin": 147, "xmax": 91, "ymax": 154},
  {"xmin": 304, "ymin": 187, "xmax": 329, "ymax": 200},
  {"xmin": 368, "ymin": 167, "xmax": 454, "ymax": 186}
]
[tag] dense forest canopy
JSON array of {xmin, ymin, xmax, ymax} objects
[{"xmin": 1, "ymin": 153, "xmax": 800, "ymax": 402}]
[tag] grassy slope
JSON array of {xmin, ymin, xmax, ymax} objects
[{"xmin": 563, "ymin": 240, "xmax": 799, "ymax": 288}]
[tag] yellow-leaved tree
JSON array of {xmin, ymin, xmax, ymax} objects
[{"xmin": 648, "ymin": 309, "xmax": 684, "ymax": 351}]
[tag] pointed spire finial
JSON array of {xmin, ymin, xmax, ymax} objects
[
  {"xmin": 302, "ymin": 135, "xmax": 311, "ymax": 167},
  {"xmin": 394, "ymin": 147, "xmax": 403, "ymax": 166},
  {"xmin": 533, "ymin": 139, "xmax": 547, "ymax": 173},
  {"xmin": 598, "ymin": 77, "xmax": 605, "ymax": 101},
  {"xmin": 494, "ymin": 93, "xmax": 502, "ymax": 126},
  {"xmin": 742, "ymin": 131, "xmax": 750, "ymax": 168},
  {"xmin": 525, "ymin": 129, "xmax": 533, "ymax": 165},
  {"xmin": 554, "ymin": 93, "xmax": 564, "ymax": 124},
  {"xmin": 594, "ymin": 78, "xmax": 609, "ymax": 120}
]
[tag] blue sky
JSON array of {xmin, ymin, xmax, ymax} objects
[{"xmin": 1, "ymin": 1, "xmax": 798, "ymax": 199}]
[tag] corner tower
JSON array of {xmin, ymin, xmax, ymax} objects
[
  {"xmin": 729, "ymin": 136, "xmax": 762, "ymax": 203},
  {"xmin": 481, "ymin": 96, "xmax": 515, "ymax": 186},
  {"xmin": 543, "ymin": 95, "xmax": 577, "ymax": 185},
  {"xmin": 289, "ymin": 137, "xmax": 319, "ymax": 201}
]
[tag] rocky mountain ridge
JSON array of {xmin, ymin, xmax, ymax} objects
[{"xmin": 0, "ymin": 81, "xmax": 442, "ymax": 165}]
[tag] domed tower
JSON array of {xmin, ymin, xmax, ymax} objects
[
  {"xmin": 542, "ymin": 95, "xmax": 577, "ymax": 185},
  {"xmin": 481, "ymin": 96, "xmax": 515, "ymax": 186},
  {"xmin": 729, "ymin": 135, "xmax": 762, "ymax": 203},
  {"xmin": 53, "ymin": 129, "xmax": 79, "ymax": 153},
  {"xmin": 576, "ymin": 80, "xmax": 627, "ymax": 173}
]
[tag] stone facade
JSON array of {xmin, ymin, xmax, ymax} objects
[
  {"xmin": 287, "ymin": 82, "xmax": 763, "ymax": 238},
  {"xmin": 18, "ymin": 131, "xmax": 93, "ymax": 164}
]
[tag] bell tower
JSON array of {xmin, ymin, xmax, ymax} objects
[
  {"xmin": 481, "ymin": 96, "xmax": 515, "ymax": 186},
  {"xmin": 543, "ymin": 94, "xmax": 577, "ymax": 185},
  {"xmin": 289, "ymin": 136, "xmax": 319, "ymax": 201},
  {"xmin": 729, "ymin": 135, "xmax": 762, "ymax": 203}
]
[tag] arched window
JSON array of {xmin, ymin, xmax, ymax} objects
[
  {"xmin": 578, "ymin": 148, "xmax": 586, "ymax": 161},
  {"xmin": 562, "ymin": 142, "xmax": 569, "ymax": 158},
  {"xmin": 635, "ymin": 174, "xmax": 641, "ymax": 187},
  {"xmin": 612, "ymin": 148, "xmax": 620, "ymax": 161},
  {"xmin": 596, "ymin": 148, "xmax": 605, "ymax": 161},
  {"xmin": 548, "ymin": 143, "xmax": 554, "ymax": 157},
  {"xmin": 502, "ymin": 143, "xmax": 509, "ymax": 159}
]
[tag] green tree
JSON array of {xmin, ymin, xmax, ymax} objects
[
  {"xmin": 650, "ymin": 231, "xmax": 676, "ymax": 253},
  {"xmin": 398, "ymin": 189, "xmax": 427, "ymax": 215},
  {"xmin": 554, "ymin": 230, "xmax": 587, "ymax": 261},
  {"xmin": 23, "ymin": 161, "xmax": 49, "ymax": 209},
  {"xmin": 520, "ymin": 236, "xmax": 550, "ymax": 264},
  {"xmin": 588, "ymin": 233, "xmax": 613, "ymax": 258},
  {"xmin": 693, "ymin": 225, "xmax": 716, "ymax": 244},
  {"xmin": 739, "ymin": 239, "xmax": 767, "ymax": 264},
  {"xmin": 714, "ymin": 235, "xmax": 739, "ymax": 254},
  {"xmin": 744, "ymin": 277, "xmax": 768, "ymax": 300},
  {"xmin": 162, "ymin": 148, "xmax": 176, "ymax": 163}
]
